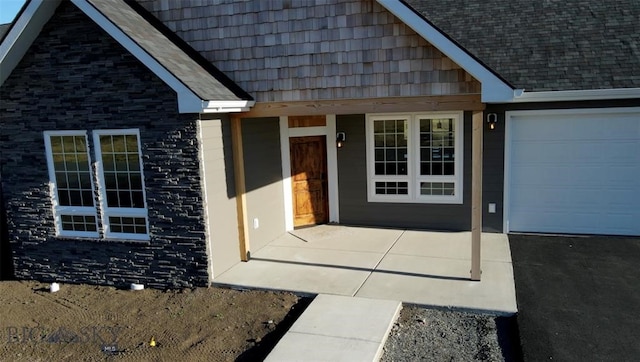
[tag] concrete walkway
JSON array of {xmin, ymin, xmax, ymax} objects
[
  {"xmin": 215, "ymin": 225, "xmax": 517, "ymax": 313},
  {"xmin": 264, "ymin": 294, "xmax": 401, "ymax": 362}
]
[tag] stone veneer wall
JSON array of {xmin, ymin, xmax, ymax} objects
[{"xmin": 0, "ymin": 2, "xmax": 209, "ymax": 288}]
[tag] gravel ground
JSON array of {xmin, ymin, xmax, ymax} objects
[{"xmin": 382, "ymin": 306, "xmax": 522, "ymax": 361}]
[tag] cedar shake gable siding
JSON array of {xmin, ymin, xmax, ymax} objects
[
  {"xmin": 0, "ymin": 2, "xmax": 210, "ymax": 289},
  {"xmin": 135, "ymin": 0, "xmax": 481, "ymax": 102}
]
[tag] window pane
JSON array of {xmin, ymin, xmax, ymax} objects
[
  {"xmin": 104, "ymin": 173, "xmax": 117, "ymax": 189},
  {"xmin": 372, "ymin": 119, "xmax": 407, "ymax": 177},
  {"xmin": 375, "ymin": 163, "xmax": 384, "ymax": 175},
  {"xmin": 125, "ymin": 135, "xmax": 139, "ymax": 152},
  {"xmin": 99, "ymin": 133, "xmax": 146, "ymax": 209},
  {"xmin": 127, "ymin": 154, "xmax": 140, "ymax": 171},
  {"xmin": 68, "ymin": 174, "xmax": 80, "ymax": 188},
  {"xmin": 79, "ymin": 173, "xmax": 92, "ymax": 189},
  {"xmin": 385, "ymin": 135, "xmax": 395, "ymax": 147},
  {"xmin": 107, "ymin": 191, "xmax": 119, "ymax": 207},
  {"xmin": 385, "ymin": 163, "xmax": 396, "ymax": 175},
  {"xmin": 419, "ymin": 118, "xmax": 456, "ymax": 177},
  {"xmin": 398, "ymin": 162, "xmax": 407, "ymax": 175},
  {"xmin": 420, "ymin": 182, "xmax": 455, "ymax": 196},
  {"xmin": 100, "ymin": 135, "xmax": 113, "ymax": 153},
  {"xmin": 130, "ymin": 174, "xmax": 142, "ymax": 189},
  {"xmin": 385, "ymin": 149, "xmax": 396, "ymax": 161},
  {"xmin": 62, "ymin": 136, "xmax": 76, "ymax": 153},
  {"xmin": 131, "ymin": 191, "xmax": 145, "ymax": 208},
  {"xmin": 109, "ymin": 216, "xmax": 147, "ymax": 235},
  {"xmin": 103, "ymin": 154, "xmax": 115, "ymax": 171},
  {"xmin": 51, "ymin": 136, "xmax": 63, "ymax": 153},
  {"xmin": 443, "ymin": 162, "xmax": 455, "ymax": 175},
  {"xmin": 69, "ymin": 190, "xmax": 83, "ymax": 206},
  {"xmin": 374, "ymin": 181, "xmax": 409, "ymax": 195},
  {"xmin": 60, "ymin": 214, "xmax": 97, "ymax": 232},
  {"xmin": 48, "ymin": 135, "xmax": 95, "ymax": 208},
  {"xmin": 56, "ymin": 172, "xmax": 68, "ymax": 189}
]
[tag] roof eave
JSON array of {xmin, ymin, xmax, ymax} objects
[{"xmin": 378, "ymin": 0, "xmax": 516, "ymax": 103}]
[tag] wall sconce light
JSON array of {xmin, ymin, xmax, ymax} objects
[
  {"xmin": 336, "ymin": 132, "xmax": 346, "ymax": 148},
  {"xmin": 487, "ymin": 113, "xmax": 498, "ymax": 130}
]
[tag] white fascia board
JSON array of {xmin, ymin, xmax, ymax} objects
[
  {"xmin": 512, "ymin": 88, "xmax": 640, "ymax": 103},
  {"xmin": 201, "ymin": 100, "xmax": 256, "ymax": 113},
  {"xmin": 0, "ymin": 0, "xmax": 62, "ymax": 85},
  {"xmin": 377, "ymin": 0, "xmax": 517, "ymax": 103}
]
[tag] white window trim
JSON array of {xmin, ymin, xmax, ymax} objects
[
  {"xmin": 43, "ymin": 130, "xmax": 100, "ymax": 238},
  {"xmin": 93, "ymin": 129, "xmax": 150, "ymax": 241},
  {"xmin": 366, "ymin": 112, "xmax": 464, "ymax": 204}
]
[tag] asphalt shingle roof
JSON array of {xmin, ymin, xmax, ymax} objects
[
  {"xmin": 0, "ymin": 23, "xmax": 10, "ymax": 41},
  {"xmin": 87, "ymin": 0, "xmax": 251, "ymax": 101},
  {"xmin": 403, "ymin": 0, "xmax": 640, "ymax": 92}
]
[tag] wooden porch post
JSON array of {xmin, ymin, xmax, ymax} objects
[
  {"xmin": 471, "ymin": 111, "xmax": 483, "ymax": 281},
  {"xmin": 231, "ymin": 116, "xmax": 250, "ymax": 261}
]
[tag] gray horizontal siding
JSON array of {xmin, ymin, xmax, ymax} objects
[
  {"xmin": 336, "ymin": 113, "xmax": 472, "ymax": 231},
  {"xmin": 136, "ymin": 0, "xmax": 481, "ymax": 102}
]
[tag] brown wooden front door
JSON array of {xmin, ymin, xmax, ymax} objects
[{"xmin": 290, "ymin": 136, "xmax": 329, "ymax": 227}]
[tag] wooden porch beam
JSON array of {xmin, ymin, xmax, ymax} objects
[
  {"xmin": 230, "ymin": 116, "xmax": 250, "ymax": 261},
  {"xmin": 471, "ymin": 111, "xmax": 483, "ymax": 281},
  {"xmin": 239, "ymin": 95, "xmax": 484, "ymax": 118}
]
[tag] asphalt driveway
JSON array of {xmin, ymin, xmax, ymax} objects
[{"xmin": 509, "ymin": 234, "xmax": 640, "ymax": 361}]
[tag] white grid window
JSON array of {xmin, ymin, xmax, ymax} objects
[
  {"xmin": 44, "ymin": 129, "xmax": 149, "ymax": 240},
  {"xmin": 366, "ymin": 112, "xmax": 463, "ymax": 204},
  {"xmin": 44, "ymin": 131, "xmax": 99, "ymax": 238},
  {"xmin": 94, "ymin": 130, "xmax": 149, "ymax": 240}
]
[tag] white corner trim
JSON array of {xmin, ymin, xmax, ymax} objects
[
  {"xmin": 195, "ymin": 120, "xmax": 215, "ymax": 282},
  {"xmin": 326, "ymin": 115, "xmax": 340, "ymax": 223},
  {"xmin": 376, "ymin": 0, "xmax": 515, "ymax": 103},
  {"xmin": 279, "ymin": 116, "xmax": 294, "ymax": 231},
  {"xmin": 0, "ymin": 0, "xmax": 62, "ymax": 86},
  {"xmin": 512, "ymin": 88, "xmax": 640, "ymax": 103}
]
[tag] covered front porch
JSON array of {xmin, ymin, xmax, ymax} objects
[{"xmin": 214, "ymin": 225, "xmax": 517, "ymax": 314}]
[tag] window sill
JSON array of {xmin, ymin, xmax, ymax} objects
[
  {"xmin": 367, "ymin": 196, "xmax": 463, "ymax": 205},
  {"xmin": 52, "ymin": 235, "xmax": 151, "ymax": 246}
]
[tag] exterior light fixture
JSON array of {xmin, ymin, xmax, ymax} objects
[
  {"xmin": 336, "ymin": 132, "xmax": 346, "ymax": 148},
  {"xmin": 487, "ymin": 113, "xmax": 498, "ymax": 130}
]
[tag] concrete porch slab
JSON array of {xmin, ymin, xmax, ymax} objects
[
  {"xmin": 214, "ymin": 225, "xmax": 517, "ymax": 314},
  {"xmin": 354, "ymin": 254, "xmax": 517, "ymax": 313},
  {"xmin": 265, "ymin": 294, "xmax": 401, "ymax": 362}
]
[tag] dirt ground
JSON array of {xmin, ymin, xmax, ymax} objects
[{"xmin": 0, "ymin": 281, "xmax": 309, "ymax": 361}]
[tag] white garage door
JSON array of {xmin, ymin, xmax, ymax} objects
[{"xmin": 507, "ymin": 108, "xmax": 640, "ymax": 236}]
